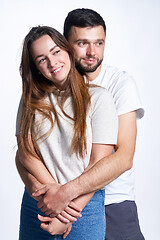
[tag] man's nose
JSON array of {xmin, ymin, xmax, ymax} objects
[{"xmin": 86, "ymin": 44, "xmax": 95, "ymax": 56}]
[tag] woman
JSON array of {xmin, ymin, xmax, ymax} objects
[{"xmin": 16, "ymin": 26, "xmax": 117, "ymax": 239}]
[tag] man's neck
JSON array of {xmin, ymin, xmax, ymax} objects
[{"xmin": 85, "ymin": 64, "xmax": 102, "ymax": 82}]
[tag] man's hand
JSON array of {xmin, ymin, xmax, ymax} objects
[
  {"xmin": 32, "ymin": 183, "xmax": 82, "ymax": 219},
  {"xmin": 38, "ymin": 214, "xmax": 72, "ymax": 238}
]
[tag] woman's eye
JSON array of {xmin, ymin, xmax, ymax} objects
[
  {"xmin": 53, "ymin": 50, "xmax": 60, "ymax": 55},
  {"xmin": 38, "ymin": 58, "xmax": 46, "ymax": 64}
]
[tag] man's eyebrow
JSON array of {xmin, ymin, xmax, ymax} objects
[
  {"xmin": 74, "ymin": 39, "xmax": 88, "ymax": 43},
  {"xmin": 74, "ymin": 39, "xmax": 105, "ymax": 43},
  {"xmin": 35, "ymin": 45, "xmax": 58, "ymax": 60}
]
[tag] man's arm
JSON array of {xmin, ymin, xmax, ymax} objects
[
  {"xmin": 49, "ymin": 111, "xmax": 137, "ymax": 202},
  {"xmin": 16, "ymin": 140, "xmax": 114, "ymax": 237},
  {"xmin": 16, "ymin": 134, "xmax": 113, "ymax": 218},
  {"xmin": 35, "ymin": 142, "xmax": 114, "ymax": 236},
  {"xmin": 33, "ymin": 143, "xmax": 114, "ymax": 215}
]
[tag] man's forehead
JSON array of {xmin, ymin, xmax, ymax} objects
[{"xmin": 69, "ymin": 26, "xmax": 105, "ymax": 41}]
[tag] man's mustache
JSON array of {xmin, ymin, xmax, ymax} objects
[{"xmin": 83, "ymin": 56, "xmax": 97, "ymax": 60}]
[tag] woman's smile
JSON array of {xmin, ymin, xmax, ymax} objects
[{"xmin": 51, "ymin": 66, "xmax": 63, "ymax": 75}]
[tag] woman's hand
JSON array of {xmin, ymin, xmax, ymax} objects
[
  {"xmin": 56, "ymin": 204, "xmax": 82, "ymax": 223},
  {"xmin": 30, "ymin": 183, "xmax": 46, "ymax": 201},
  {"xmin": 38, "ymin": 214, "xmax": 72, "ymax": 238},
  {"xmin": 63, "ymin": 225, "xmax": 72, "ymax": 239}
]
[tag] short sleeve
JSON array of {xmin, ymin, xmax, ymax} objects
[
  {"xmin": 110, "ymin": 71, "xmax": 144, "ymax": 119},
  {"xmin": 90, "ymin": 87, "xmax": 118, "ymax": 145},
  {"xmin": 15, "ymin": 96, "xmax": 23, "ymax": 136},
  {"xmin": 92, "ymin": 65, "xmax": 144, "ymax": 120}
]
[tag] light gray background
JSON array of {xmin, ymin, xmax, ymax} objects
[{"xmin": 0, "ymin": 0, "xmax": 160, "ymax": 239}]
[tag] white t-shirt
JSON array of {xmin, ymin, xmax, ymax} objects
[
  {"xmin": 91, "ymin": 63, "xmax": 144, "ymax": 205},
  {"xmin": 16, "ymin": 86, "xmax": 118, "ymax": 185}
]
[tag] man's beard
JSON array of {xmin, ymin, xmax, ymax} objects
[{"xmin": 75, "ymin": 58, "xmax": 103, "ymax": 75}]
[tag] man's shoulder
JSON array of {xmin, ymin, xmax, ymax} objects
[
  {"xmin": 101, "ymin": 64, "xmax": 144, "ymax": 118},
  {"xmin": 100, "ymin": 63, "xmax": 134, "ymax": 85},
  {"xmin": 91, "ymin": 64, "xmax": 137, "ymax": 100}
]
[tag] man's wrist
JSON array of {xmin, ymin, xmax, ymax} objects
[{"xmin": 63, "ymin": 178, "xmax": 83, "ymax": 201}]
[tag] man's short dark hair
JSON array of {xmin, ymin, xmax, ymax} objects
[{"xmin": 63, "ymin": 8, "xmax": 106, "ymax": 40}]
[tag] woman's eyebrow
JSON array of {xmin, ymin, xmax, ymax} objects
[
  {"xmin": 35, "ymin": 45, "xmax": 58, "ymax": 60},
  {"xmin": 49, "ymin": 45, "xmax": 58, "ymax": 52}
]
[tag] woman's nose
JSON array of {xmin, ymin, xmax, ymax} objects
[{"xmin": 48, "ymin": 57, "xmax": 57, "ymax": 68}]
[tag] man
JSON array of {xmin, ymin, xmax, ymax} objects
[{"xmin": 16, "ymin": 8, "xmax": 145, "ymax": 239}]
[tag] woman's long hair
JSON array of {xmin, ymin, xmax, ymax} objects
[{"xmin": 19, "ymin": 26, "xmax": 91, "ymax": 159}]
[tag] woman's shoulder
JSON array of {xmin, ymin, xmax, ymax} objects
[{"xmin": 89, "ymin": 85, "xmax": 113, "ymax": 102}]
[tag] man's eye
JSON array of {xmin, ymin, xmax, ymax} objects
[
  {"xmin": 78, "ymin": 42, "xmax": 85, "ymax": 46},
  {"xmin": 96, "ymin": 42, "xmax": 103, "ymax": 46}
]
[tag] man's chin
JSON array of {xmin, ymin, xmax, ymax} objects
[
  {"xmin": 83, "ymin": 67, "xmax": 99, "ymax": 73},
  {"xmin": 76, "ymin": 64, "xmax": 100, "ymax": 74},
  {"xmin": 75, "ymin": 59, "xmax": 103, "ymax": 74}
]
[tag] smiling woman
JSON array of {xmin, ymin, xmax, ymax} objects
[
  {"xmin": 16, "ymin": 25, "xmax": 117, "ymax": 239},
  {"xmin": 30, "ymin": 35, "xmax": 71, "ymax": 90},
  {"xmin": 19, "ymin": 26, "xmax": 92, "ymax": 164}
]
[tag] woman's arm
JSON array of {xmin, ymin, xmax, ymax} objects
[
  {"xmin": 15, "ymin": 151, "xmax": 44, "ymax": 196},
  {"xmin": 16, "ymin": 135, "xmax": 82, "ymax": 220},
  {"xmin": 17, "ymin": 135, "xmax": 55, "ymax": 184}
]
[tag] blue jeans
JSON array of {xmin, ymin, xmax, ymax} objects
[{"xmin": 19, "ymin": 188, "xmax": 106, "ymax": 240}]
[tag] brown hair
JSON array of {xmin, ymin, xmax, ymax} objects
[{"xmin": 19, "ymin": 26, "xmax": 91, "ymax": 158}]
